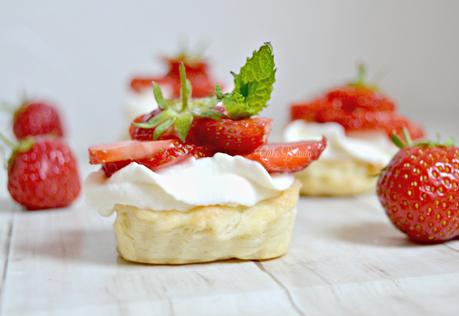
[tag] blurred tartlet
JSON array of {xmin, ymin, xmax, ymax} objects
[{"xmin": 284, "ymin": 66, "xmax": 424, "ymax": 196}]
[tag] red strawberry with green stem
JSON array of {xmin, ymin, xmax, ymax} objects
[
  {"xmin": 0, "ymin": 134, "xmax": 80, "ymax": 210},
  {"xmin": 377, "ymin": 130, "xmax": 459, "ymax": 243}
]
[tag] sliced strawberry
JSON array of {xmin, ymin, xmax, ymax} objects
[
  {"xmin": 244, "ymin": 138, "xmax": 327, "ymax": 173},
  {"xmin": 91, "ymin": 140, "xmax": 214, "ymax": 177},
  {"xmin": 88, "ymin": 140, "xmax": 175, "ymax": 164},
  {"xmin": 100, "ymin": 142, "xmax": 194, "ymax": 177},
  {"xmin": 187, "ymin": 117, "xmax": 272, "ymax": 155}
]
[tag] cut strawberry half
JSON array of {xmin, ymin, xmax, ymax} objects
[
  {"xmin": 187, "ymin": 117, "xmax": 272, "ymax": 155},
  {"xmin": 101, "ymin": 144, "xmax": 193, "ymax": 177},
  {"xmin": 130, "ymin": 111, "xmax": 272, "ymax": 155},
  {"xmin": 244, "ymin": 138, "xmax": 327, "ymax": 173}
]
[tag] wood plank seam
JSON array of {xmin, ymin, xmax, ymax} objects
[
  {"xmin": 160, "ymin": 284, "xmax": 176, "ymax": 316},
  {"xmin": 444, "ymin": 244, "xmax": 459, "ymax": 254},
  {"xmin": 0, "ymin": 217, "xmax": 13, "ymax": 316},
  {"xmin": 254, "ymin": 262, "xmax": 306, "ymax": 316}
]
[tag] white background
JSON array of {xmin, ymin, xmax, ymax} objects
[{"xmin": 1, "ymin": 0, "xmax": 458, "ymax": 149}]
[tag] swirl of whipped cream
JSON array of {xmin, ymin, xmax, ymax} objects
[
  {"xmin": 85, "ymin": 153, "xmax": 294, "ymax": 216},
  {"xmin": 284, "ymin": 120, "xmax": 397, "ymax": 165}
]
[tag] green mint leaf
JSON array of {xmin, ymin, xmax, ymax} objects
[
  {"xmin": 153, "ymin": 117, "xmax": 175, "ymax": 140},
  {"xmin": 223, "ymin": 42, "xmax": 275, "ymax": 119},
  {"xmin": 175, "ymin": 112, "xmax": 193, "ymax": 142},
  {"xmin": 152, "ymin": 83, "xmax": 166, "ymax": 109},
  {"xmin": 222, "ymin": 92, "xmax": 246, "ymax": 119}
]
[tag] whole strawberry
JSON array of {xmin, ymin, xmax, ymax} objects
[
  {"xmin": 13, "ymin": 101, "xmax": 64, "ymax": 139},
  {"xmin": 1, "ymin": 135, "xmax": 80, "ymax": 210},
  {"xmin": 377, "ymin": 131, "xmax": 459, "ymax": 243}
]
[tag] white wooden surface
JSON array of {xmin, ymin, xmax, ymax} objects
[{"xmin": 0, "ymin": 161, "xmax": 458, "ymax": 316}]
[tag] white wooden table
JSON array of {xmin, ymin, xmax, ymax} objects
[
  {"xmin": 1, "ymin": 165, "xmax": 458, "ymax": 316},
  {"xmin": 1, "ymin": 112, "xmax": 459, "ymax": 316}
]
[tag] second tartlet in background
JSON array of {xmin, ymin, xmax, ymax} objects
[{"xmin": 284, "ymin": 66, "xmax": 424, "ymax": 196}]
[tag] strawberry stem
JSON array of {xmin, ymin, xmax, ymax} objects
[
  {"xmin": 356, "ymin": 63, "xmax": 366, "ymax": 86},
  {"xmin": 402, "ymin": 128, "xmax": 413, "ymax": 146},
  {"xmin": 179, "ymin": 62, "xmax": 188, "ymax": 111},
  {"xmin": 0, "ymin": 133, "xmax": 16, "ymax": 149},
  {"xmin": 391, "ymin": 133, "xmax": 405, "ymax": 149}
]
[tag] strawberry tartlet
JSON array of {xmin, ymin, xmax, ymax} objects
[
  {"xmin": 284, "ymin": 65, "xmax": 424, "ymax": 196},
  {"xmin": 86, "ymin": 43, "xmax": 327, "ymax": 264}
]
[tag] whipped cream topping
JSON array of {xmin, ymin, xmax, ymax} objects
[
  {"xmin": 284, "ymin": 120, "xmax": 397, "ymax": 165},
  {"xmin": 86, "ymin": 153, "xmax": 294, "ymax": 216}
]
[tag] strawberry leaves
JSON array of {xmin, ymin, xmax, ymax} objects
[
  {"xmin": 391, "ymin": 128, "xmax": 455, "ymax": 149},
  {"xmin": 133, "ymin": 63, "xmax": 221, "ymax": 142},
  {"xmin": 219, "ymin": 42, "xmax": 276, "ymax": 119}
]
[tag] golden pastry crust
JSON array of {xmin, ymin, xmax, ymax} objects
[
  {"xmin": 113, "ymin": 181, "xmax": 300, "ymax": 264},
  {"xmin": 295, "ymin": 159, "xmax": 383, "ymax": 196}
]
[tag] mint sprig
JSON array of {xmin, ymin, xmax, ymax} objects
[
  {"xmin": 133, "ymin": 43, "xmax": 277, "ymax": 141},
  {"xmin": 218, "ymin": 42, "xmax": 276, "ymax": 119}
]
